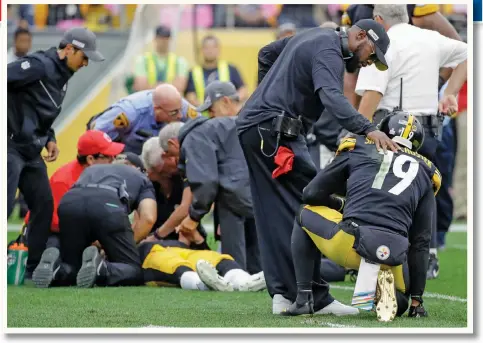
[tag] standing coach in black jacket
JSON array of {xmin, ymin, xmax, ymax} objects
[{"xmin": 7, "ymin": 27, "xmax": 104, "ymax": 276}]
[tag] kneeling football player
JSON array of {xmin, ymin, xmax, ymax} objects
[
  {"xmin": 284, "ymin": 112, "xmax": 440, "ymax": 321},
  {"xmin": 138, "ymin": 240, "xmax": 265, "ymax": 292}
]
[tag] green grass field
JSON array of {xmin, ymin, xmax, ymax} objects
[{"xmin": 6, "ymin": 230, "xmax": 468, "ymax": 328}]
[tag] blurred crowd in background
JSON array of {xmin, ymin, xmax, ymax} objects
[{"xmin": 6, "ymin": 4, "xmax": 468, "ymax": 33}]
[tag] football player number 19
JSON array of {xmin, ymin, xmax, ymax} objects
[{"xmin": 372, "ymin": 151, "xmax": 419, "ymax": 195}]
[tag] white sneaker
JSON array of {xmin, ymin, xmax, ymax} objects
[
  {"xmin": 196, "ymin": 260, "xmax": 234, "ymax": 292},
  {"xmin": 314, "ymin": 300, "xmax": 360, "ymax": 316},
  {"xmin": 273, "ymin": 294, "xmax": 292, "ymax": 315},
  {"xmin": 238, "ymin": 272, "xmax": 267, "ymax": 292},
  {"xmin": 376, "ymin": 270, "xmax": 397, "ymax": 322}
]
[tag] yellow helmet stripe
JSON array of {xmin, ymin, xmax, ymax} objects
[{"xmin": 401, "ymin": 115, "xmax": 415, "ymax": 139}]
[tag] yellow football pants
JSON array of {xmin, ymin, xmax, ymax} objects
[
  {"xmin": 142, "ymin": 244, "xmax": 234, "ymax": 287},
  {"xmin": 299, "ymin": 205, "xmax": 407, "ymax": 293}
]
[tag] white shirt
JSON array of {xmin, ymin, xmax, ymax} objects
[{"xmin": 355, "ymin": 23, "xmax": 467, "ymax": 115}]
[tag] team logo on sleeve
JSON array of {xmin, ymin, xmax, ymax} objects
[
  {"xmin": 376, "ymin": 245, "xmax": 390, "ymax": 261},
  {"xmin": 113, "ymin": 112, "xmax": 130, "ymax": 128},
  {"xmin": 21, "ymin": 61, "xmax": 31, "ymax": 70}
]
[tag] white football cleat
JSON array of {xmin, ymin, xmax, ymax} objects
[
  {"xmin": 314, "ymin": 300, "xmax": 360, "ymax": 316},
  {"xmin": 196, "ymin": 260, "xmax": 234, "ymax": 292},
  {"xmin": 237, "ymin": 272, "xmax": 267, "ymax": 292},
  {"xmin": 376, "ymin": 269, "xmax": 397, "ymax": 322},
  {"xmin": 273, "ymin": 294, "xmax": 292, "ymax": 315}
]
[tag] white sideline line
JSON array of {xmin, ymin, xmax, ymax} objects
[
  {"xmin": 302, "ymin": 319, "xmax": 359, "ymax": 328},
  {"xmin": 330, "ymin": 285, "xmax": 467, "ymax": 303},
  {"xmin": 320, "ymin": 322, "xmax": 359, "ymax": 328}
]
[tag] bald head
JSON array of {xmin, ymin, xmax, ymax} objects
[
  {"xmin": 153, "ymin": 84, "xmax": 182, "ymax": 107},
  {"xmin": 152, "ymin": 84, "xmax": 183, "ymax": 123}
]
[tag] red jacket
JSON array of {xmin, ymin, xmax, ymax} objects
[{"xmin": 24, "ymin": 160, "xmax": 85, "ymax": 232}]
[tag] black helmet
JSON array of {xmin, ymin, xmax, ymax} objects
[{"xmin": 378, "ymin": 111, "xmax": 425, "ymax": 152}]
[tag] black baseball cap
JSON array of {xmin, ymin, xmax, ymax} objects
[
  {"xmin": 155, "ymin": 25, "xmax": 171, "ymax": 38},
  {"xmin": 197, "ymin": 81, "xmax": 239, "ymax": 112},
  {"xmin": 60, "ymin": 27, "xmax": 104, "ymax": 62},
  {"xmin": 353, "ymin": 19, "xmax": 390, "ymax": 71}
]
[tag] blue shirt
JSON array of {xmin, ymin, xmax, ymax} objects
[{"xmin": 93, "ymin": 90, "xmax": 201, "ymax": 154}]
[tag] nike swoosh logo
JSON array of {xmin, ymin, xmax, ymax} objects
[{"xmin": 52, "ymin": 266, "xmax": 60, "ymax": 279}]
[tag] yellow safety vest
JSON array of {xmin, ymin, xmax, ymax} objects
[
  {"xmin": 145, "ymin": 52, "xmax": 178, "ymax": 86},
  {"xmin": 192, "ymin": 61, "xmax": 230, "ymax": 117}
]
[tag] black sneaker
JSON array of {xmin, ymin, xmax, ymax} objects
[
  {"xmin": 76, "ymin": 246, "xmax": 103, "ymax": 288},
  {"xmin": 408, "ymin": 304, "xmax": 428, "ymax": 317},
  {"xmin": 280, "ymin": 292, "xmax": 314, "ymax": 317},
  {"xmin": 426, "ymin": 253, "xmax": 440, "ymax": 280},
  {"xmin": 32, "ymin": 247, "xmax": 61, "ymax": 288}
]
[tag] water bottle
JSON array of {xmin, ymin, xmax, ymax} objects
[{"xmin": 7, "ymin": 236, "xmax": 28, "ymax": 286}]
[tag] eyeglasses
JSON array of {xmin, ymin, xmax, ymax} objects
[
  {"xmin": 155, "ymin": 106, "xmax": 181, "ymax": 117},
  {"xmin": 166, "ymin": 108, "xmax": 181, "ymax": 117}
]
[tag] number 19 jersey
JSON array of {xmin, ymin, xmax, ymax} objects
[{"xmin": 337, "ymin": 136, "xmax": 441, "ymax": 235}]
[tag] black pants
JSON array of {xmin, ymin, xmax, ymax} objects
[
  {"xmin": 433, "ymin": 120, "xmax": 457, "ymax": 235},
  {"xmin": 7, "ymin": 146, "xmax": 53, "ymax": 273},
  {"xmin": 216, "ymin": 202, "xmax": 261, "ymax": 274},
  {"xmin": 238, "ymin": 120, "xmax": 334, "ymax": 309},
  {"xmin": 57, "ymin": 188, "xmax": 143, "ymax": 286}
]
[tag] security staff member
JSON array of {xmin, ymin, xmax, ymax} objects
[
  {"xmin": 7, "ymin": 27, "xmax": 104, "ymax": 277},
  {"xmin": 88, "ymin": 83, "xmax": 201, "ymax": 155},
  {"xmin": 236, "ymin": 19, "xmax": 397, "ymax": 315},
  {"xmin": 159, "ymin": 116, "xmax": 261, "ymax": 274},
  {"xmin": 341, "ymin": 3, "xmax": 462, "ymax": 108},
  {"xmin": 355, "ymin": 5, "xmax": 467, "ymax": 279},
  {"xmin": 185, "ymin": 35, "xmax": 247, "ymax": 109},
  {"xmin": 130, "ymin": 25, "xmax": 190, "ymax": 94},
  {"xmin": 32, "ymin": 163, "xmax": 157, "ymax": 288},
  {"xmin": 286, "ymin": 112, "xmax": 440, "ymax": 320}
]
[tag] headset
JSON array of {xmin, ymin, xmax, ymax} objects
[{"xmin": 337, "ymin": 26, "xmax": 353, "ymax": 60}]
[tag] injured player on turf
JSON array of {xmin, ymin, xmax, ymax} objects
[{"xmin": 139, "ymin": 240, "xmax": 266, "ymax": 292}]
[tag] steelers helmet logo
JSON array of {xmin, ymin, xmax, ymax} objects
[{"xmin": 376, "ymin": 245, "xmax": 390, "ymax": 261}]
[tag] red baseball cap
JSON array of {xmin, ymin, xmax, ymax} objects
[{"xmin": 77, "ymin": 130, "xmax": 125, "ymax": 156}]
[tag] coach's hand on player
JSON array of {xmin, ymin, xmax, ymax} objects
[{"xmin": 367, "ymin": 130, "xmax": 400, "ymax": 153}]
